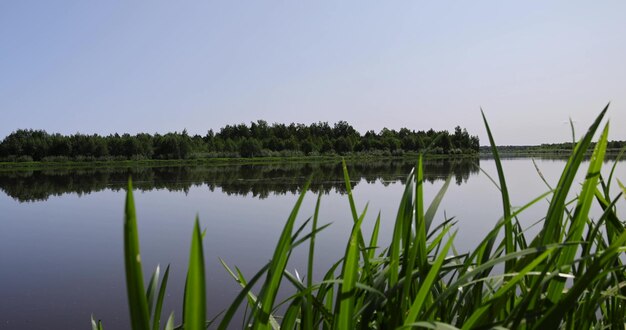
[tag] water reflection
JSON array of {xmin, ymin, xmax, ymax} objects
[{"xmin": 0, "ymin": 158, "xmax": 479, "ymax": 202}]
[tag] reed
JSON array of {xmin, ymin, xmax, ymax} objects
[{"xmin": 93, "ymin": 105, "xmax": 625, "ymax": 329}]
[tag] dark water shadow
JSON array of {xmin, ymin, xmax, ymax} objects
[{"xmin": 0, "ymin": 158, "xmax": 480, "ymax": 203}]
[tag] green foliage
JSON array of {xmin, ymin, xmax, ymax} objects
[
  {"xmin": 0, "ymin": 122, "xmax": 480, "ymax": 161},
  {"xmin": 94, "ymin": 107, "xmax": 624, "ymax": 329},
  {"xmin": 123, "ymin": 178, "xmax": 151, "ymax": 330},
  {"xmin": 239, "ymin": 138, "xmax": 263, "ymax": 157},
  {"xmin": 183, "ymin": 218, "xmax": 207, "ymax": 330}
]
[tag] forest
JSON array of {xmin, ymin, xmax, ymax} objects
[{"xmin": 0, "ymin": 120, "xmax": 479, "ymax": 161}]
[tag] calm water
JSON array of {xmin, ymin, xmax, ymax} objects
[{"xmin": 0, "ymin": 157, "xmax": 623, "ymax": 329}]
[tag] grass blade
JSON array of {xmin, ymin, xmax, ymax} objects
[
  {"xmin": 152, "ymin": 264, "xmax": 170, "ymax": 330},
  {"xmin": 547, "ymin": 122, "xmax": 609, "ymax": 302},
  {"xmin": 164, "ymin": 312, "xmax": 175, "ymax": 330},
  {"xmin": 146, "ymin": 265, "xmax": 160, "ymax": 318},
  {"xmin": 304, "ymin": 193, "xmax": 322, "ymax": 330},
  {"xmin": 342, "ymin": 159, "xmax": 371, "ymax": 271},
  {"xmin": 602, "ymin": 147, "xmax": 624, "ymax": 197},
  {"xmin": 217, "ymin": 263, "xmax": 271, "ymax": 330},
  {"xmin": 281, "ymin": 297, "xmax": 302, "ymax": 329},
  {"xmin": 123, "ymin": 178, "xmax": 151, "ymax": 330},
  {"xmin": 388, "ymin": 168, "xmax": 415, "ymax": 289},
  {"xmin": 219, "ymin": 260, "xmax": 280, "ymax": 329},
  {"xmin": 368, "ymin": 212, "xmax": 381, "ymax": 261},
  {"xmin": 539, "ymin": 103, "xmax": 609, "ymax": 245},
  {"xmin": 91, "ymin": 314, "xmax": 104, "ymax": 330},
  {"xmin": 569, "ymin": 117, "xmax": 576, "ymax": 144},
  {"xmin": 401, "ymin": 155, "xmax": 427, "ymax": 312},
  {"xmin": 183, "ymin": 217, "xmax": 206, "ymax": 330},
  {"xmin": 424, "ymin": 174, "xmax": 451, "ymax": 233},
  {"xmin": 481, "ymin": 110, "xmax": 513, "ymax": 271},
  {"xmin": 335, "ymin": 203, "xmax": 368, "ymax": 329}
]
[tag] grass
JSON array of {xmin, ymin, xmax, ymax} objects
[
  {"xmin": 0, "ymin": 153, "xmax": 477, "ymax": 172},
  {"xmin": 93, "ymin": 105, "xmax": 625, "ymax": 329}
]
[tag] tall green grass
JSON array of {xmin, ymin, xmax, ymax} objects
[{"xmin": 93, "ymin": 106, "xmax": 625, "ymax": 329}]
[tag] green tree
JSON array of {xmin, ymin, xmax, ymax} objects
[{"xmin": 240, "ymin": 138, "xmax": 262, "ymax": 157}]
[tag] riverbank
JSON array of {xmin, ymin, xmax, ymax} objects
[
  {"xmin": 479, "ymin": 148, "xmax": 624, "ymax": 160},
  {"xmin": 0, "ymin": 152, "xmax": 478, "ymax": 171}
]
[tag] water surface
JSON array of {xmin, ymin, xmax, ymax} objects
[{"xmin": 0, "ymin": 157, "xmax": 623, "ymax": 329}]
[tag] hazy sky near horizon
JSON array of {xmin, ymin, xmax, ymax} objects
[{"xmin": 1, "ymin": 1, "xmax": 625, "ymax": 145}]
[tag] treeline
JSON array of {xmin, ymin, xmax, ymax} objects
[
  {"xmin": 0, "ymin": 120, "xmax": 479, "ymax": 162},
  {"xmin": 482, "ymin": 140, "xmax": 626, "ymax": 155},
  {"xmin": 537, "ymin": 140, "xmax": 626, "ymax": 151}
]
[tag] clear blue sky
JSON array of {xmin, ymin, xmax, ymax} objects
[{"xmin": 1, "ymin": 1, "xmax": 624, "ymax": 145}]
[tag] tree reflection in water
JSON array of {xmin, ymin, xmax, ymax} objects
[{"xmin": 0, "ymin": 158, "xmax": 479, "ymax": 203}]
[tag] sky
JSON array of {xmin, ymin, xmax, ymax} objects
[{"xmin": 1, "ymin": 1, "xmax": 625, "ymax": 145}]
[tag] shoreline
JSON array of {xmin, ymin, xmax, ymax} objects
[
  {"xmin": 479, "ymin": 148, "xmax": 624, "ymax": 159},
  {"xmin": 2, "ymin": 147, "xmax": 622, "ymax": 172},
  {"xmin": 0, "ymin": 153, "xmax": 479, "ymax": 171}
]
